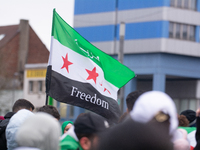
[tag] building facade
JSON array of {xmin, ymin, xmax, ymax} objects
[
  {"xmin": 23, "ymin": 64, "xmax": 47, "ymax": 108},
  {"xmin": 60, "ymin": 0, "xmax": 200, "ymax": 121},
  {"xmin": 0, "ymin": 20, "xmax": 49, "ymax": 115}
]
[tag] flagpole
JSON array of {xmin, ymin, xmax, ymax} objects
[
  {"xmin": 45, "ymin": 10, "xmax": 55, "ymax": 106},
  {"xmin": 45, "ymin": 36, "xmax": 54, "ymax": 106},
  {"xmin": 118, "ymin": 22, "xmax": 126, "ymax": 112},
  {"xmin": 45, "ymin": 94, "xmax": 49, "ymax": 105}
]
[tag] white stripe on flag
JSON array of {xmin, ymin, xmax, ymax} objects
[{"xmin": 50, "ymin": 37, "xmax": 119, "ymax": 100}]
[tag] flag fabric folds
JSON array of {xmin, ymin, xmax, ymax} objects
[{"xmin": 46, "ymin": 9, "xmax": 135, "ymax": 123}]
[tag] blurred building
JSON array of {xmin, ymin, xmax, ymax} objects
[
  {"xmin": 62, "ymin": 0, "xmax": 200, "ymax": 120},
  {"xmin": 0, "ymin": 20, "xmax": 49, "ymax": 115},
  {"xmin": 23, "ymin": 64, "xmax": 47, "ymax": 108}
]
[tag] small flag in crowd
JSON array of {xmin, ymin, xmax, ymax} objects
[{"xmin": 46, "ymin": 9, "xmax": 135, "ymax": 123}]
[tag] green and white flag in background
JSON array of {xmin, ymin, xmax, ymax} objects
[{"xmin": 46, "ymin": 9, "xmax": 135, "ymax": 123}]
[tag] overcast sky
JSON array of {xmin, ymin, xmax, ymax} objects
[{"xmin": 0, "ymin": 0, "xmax": 74, "ymax": 50}]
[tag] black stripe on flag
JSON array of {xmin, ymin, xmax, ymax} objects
[{"xmin": 46, "ymin": 66, "xmax": 121, "ymax": 123}]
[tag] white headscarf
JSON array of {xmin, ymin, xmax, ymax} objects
[
  {"xmin": 130, "ymin": 91, "xmax": 178, "ymax": 140},
  {"xmin": 60, "ymin": 125, "xmax": 78, "ymax": 141},
  {"xmin": 6, "ymin": 109, "xmax": 34, "ymax": 150},
  {"xmin": 15, "ymin": 112, "xmax": 61, "ymax": 150}
]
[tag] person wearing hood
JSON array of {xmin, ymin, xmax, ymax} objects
[
  {"xmin": 178, "ymin": 111, "xmax": 197, "ymax": 150},
  {"xmin": 130, "ymin": 91, "xmax": 190, "ymax": 150},
  {"xmin": 61, "ymin": 121, "xmax": 73, "ymax": 134},
  {"xmin": 0, "ymin": 99, "xmax": 34, "ymax": 150},
  {"xmin": 6, "ymin": 109, "xmax": 34, "ymax": 150},
  {"xmin": 14, "ymin": 112, "xmax": 61, "ymax": 150}
]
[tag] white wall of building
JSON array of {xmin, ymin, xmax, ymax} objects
[{"xmin": 23, "ymin": 64, "xmax": 47, "ymax": 108}]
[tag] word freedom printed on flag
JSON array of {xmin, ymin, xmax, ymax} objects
[{"xmin": 46, "ymin": 9, "xmax": 135, "ymax": 123}]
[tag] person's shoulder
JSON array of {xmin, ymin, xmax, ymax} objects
[
  {"xmin": 4, "ymin": 112, "xmax": 15, "ymax": 119},
  {"xmin": 0, "ymin": 112, "xmax": 14, "ymax": 128},
  {"xmin": 0, "ymin": 118, "xmax": 11, "ymax": 135},
  {"xmin": 0, "ymin": 119, "xmax": 9, "ymax": 127}
]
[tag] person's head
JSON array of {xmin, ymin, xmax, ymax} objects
[
  {"xmin": 126, "ymin": 90, "xmax": 145, "ymax": 113},
  {"xmin": 178, "ymin": 115, "xmax": 189, "ymax": 127},
  {"xmin": 15, "ymin": 112, "xmax": 61, "ymax": 150},
  {"xmin": 12, "ymin": 99, "xmax": 35, "ymax": 113},
  {"xmin": 130, "ymin": 91, "xmax": 178, "ymax": 141},
  {"xmin": 180, "ymin": 110, "xmax": 196, "ymax": 127},
  {"xmin": 74, "ymin": 112, "xmax": 109, "ymax": 150},
  {"xmin": 97, "ymin": 118, "xmax": 173, "ymax": 150},
  {"xmin": 61, "ymin": 121, "xmax": 73, "ymax": 134},
  {"xmin": 6, "ymin": 109, "xmax": 34, "ymax": 150},
  {"xmin": 37, "ymin": 105, "xmax": 60, "ymax": 120}
]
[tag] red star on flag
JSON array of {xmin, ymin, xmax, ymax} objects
[
  {"xmin": 86, "ymin": 67, "xmax": 99, "ymax": 84},
  {"xmin": 61, "ymin": 53, "xmax": 73, "ymax": 73},
  {"xmin": 104, "ymin": 88, "xmax": 111, "ymax": 95},
  {"xmin": 99, "ymin": 81, "xmax": 111, "ymax": 94}
]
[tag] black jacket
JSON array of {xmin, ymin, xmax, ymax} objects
[
  {"xmin": 194, "ymin": 117, "xmax": 200, "ymax": 150},
  {"xmin": 0, "ymin": 112, "xmax": 15, "ymax": 150}
]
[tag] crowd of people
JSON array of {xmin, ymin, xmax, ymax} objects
[{"xmin": 0, "ymin": 90, "xmax": 200, "ymax": 150}]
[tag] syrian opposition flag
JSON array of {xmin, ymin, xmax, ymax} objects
[
  {"xmin": 178, "ymin": 127, "xmax": 196, "ymax": 150},
  {"xmin": 46, "ymin": 9, "xmax": 135, "ymax": 123}
]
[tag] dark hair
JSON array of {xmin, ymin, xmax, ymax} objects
[
  {"xmin": 37, "ymin": 105, "xmax": 60, "ymax": 120},
  {"xmin": 180, "ymin": 109, "xmax": 196, "ymax": 127},
  {"xmin": 97, "ymin": 118, "xmax": 173, "ymax": 150},
  {"xmin": 126, "ymin": 90, "xmax": 145, "ymax": 112},
  {"xmin": 76, "ymin": 133, "xmax": 95, "ymax": 141},
  {"xmin": 74, "ymin": 112, "xmax": 108, "ymax": 140},
  {"xmin": 12, "ymin": 99, "xmax": 35, "ymax": 113},
  {"xmin": 75, "ymin": 113, "xmax": 95, "ymax": 140},
  {"xmin": 178, "ymin": 115, "xmax": 189, "ymax": 127}
]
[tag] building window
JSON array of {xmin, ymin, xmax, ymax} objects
[
  {"xmin": 189, "ymin": 26, "xmax": 195, "ymax": 41},
  {"xmin": 182, "ymin": 24, "xmax": 188, "ymax": 40},
  {"xmin": 60, "ymin": 103, "xmax": 67, "ymax": 118},
  {"xmin": 38, "ymin": 81, "xmax": 43, "ymax": 92},
  {"xmin": 29, "ymin": 80, "xmax": 45, "ymax": 94},
  {"xmin": 170, "ymin": 0, "xmax": 196, "ymax": 10},
  {"xmin": 174, "ymin": 98, "xmax": 198, "ymax": 113},
  {"xmin": 175, "ymin": 23, "xmax": 181, "ymax": 39},
  {"xmin": 29, "ymin": 81, "xmax": 34, "ymax": 93},
  {"xmin": 170, "ymin": 0, "xmax": 176, "ymax": 6},
  {"xmin": 0, "ymin": 34, "xmax": 5, "ymax": 41},
  {"xmin": 169, "ymin": 22, "xmax": 196, "ymax": 41},
  {"xmin": 169, "ymin": 23, "xmax": 174, "ymax": 38},
  {"xmin": 199, "ymin": 28, "xmax": 200, "ymax": 42},
  {"xmin": 170, "ymin": 0, "xmax": 176, "ymax": 7},
  {"xmin": 177, "ymin": 0, "xmax": 182, "ymax": 8},
  {"xmin": 183, "ymin": 0, "xmax": 188, "ymax": 9},
  {"xmin": 69, "ymin": 105, "xmax": 74, "ymax": 118},
  {"xmin": 191, "ymin": 0, "xmax": 196, "ymax": 10}
]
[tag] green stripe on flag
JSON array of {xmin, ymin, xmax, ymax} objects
[
  {"xmin": 48, "ymin": 96, "xmax": 54, "ymax": 106},
  {"xmin": 51, "ymin": 9, "xmax": 135, "ymax": 88},
  {"xmin": 178, "ymin": 126, "xmax": 196, "ymax": 134}
]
